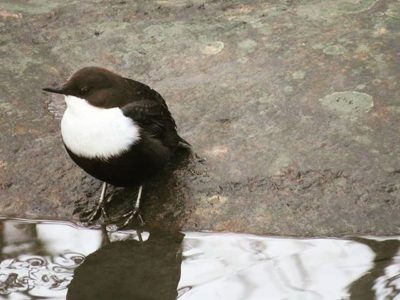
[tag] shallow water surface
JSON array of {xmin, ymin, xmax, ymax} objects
[{"xmin": 0, "ymin": 218, "xmax": 399, "ymax": 299}]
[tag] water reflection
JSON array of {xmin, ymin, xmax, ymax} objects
[
  {"xmin": 349, "ymin": 237, "xmax": 400, "ymax": 299},
  {"xmin": 0, "ymin": 219, "xmax": 398, "ymax": 299},
  {"xmin": 178, "ymin": 233, "xmax": 375, "ymax": 300},
  {"xmin": 67, "ymin": 230, "xmax": 184, "ymax": 300}
]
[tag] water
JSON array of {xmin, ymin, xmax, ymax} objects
[{"xmin": 0, "ymin": 218, "xmax": 399, "ymax": 300}]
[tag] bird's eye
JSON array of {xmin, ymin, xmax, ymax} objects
[{"xmin": 80, "ymin": 86, "xmax": 89, "ymax": 93}]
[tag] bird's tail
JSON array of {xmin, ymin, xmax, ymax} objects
[
  {"xmin": 177, "ymin": 136, "xmax": 191, "ymax": 150},
  {"xmin": 169, "ymin": 135, "xmax": 191, "ymax": 167}
]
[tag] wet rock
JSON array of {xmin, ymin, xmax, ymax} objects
[{"xmin": 1, "ymin": 0, "xmax": 400, "ymax": 237}]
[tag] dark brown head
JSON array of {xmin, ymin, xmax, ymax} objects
[{"xmin": 43, "ymin": 67, "xmax": 125, "ymax": 108}]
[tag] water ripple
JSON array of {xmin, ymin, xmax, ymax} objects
[{"xmin": 0, "ymin": 218, "xmax": 398, "ymax": 299}]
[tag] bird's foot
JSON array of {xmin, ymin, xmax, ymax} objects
[
  {"xmin": 104, "ymin": 185, "xmax": 144, "ymax": 231},
  {"xmin": 108, "ymin": 208, "xmax": 145, "ymax": 230},
  {"xmin": 80, "ymin": 182, "xmax": 111, "ymax": 225},
  {"xmin": 80, "ymin": 200, "xmax": 109, "ymax": 225}
]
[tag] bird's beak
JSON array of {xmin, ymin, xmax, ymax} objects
[{"xmin": 42, "ymin": 86, "xmax": 66, "ymax": 95}]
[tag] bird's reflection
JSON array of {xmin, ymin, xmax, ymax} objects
[{"xmin": 67, "ymin": 229, "xmax": 184, "ymax": 300}]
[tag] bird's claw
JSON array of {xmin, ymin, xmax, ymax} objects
[
  {"xmin": 108, "ymin": 208, "xmax": 145, "ymax": 230},
  {"xmin": 80, "ymin": 202, "xmax": 108, "ymax": 225}
]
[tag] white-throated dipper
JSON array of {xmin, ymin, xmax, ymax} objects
[{"xmin": 43, "ymin": 67, "xmax": 190, "ymax": 228}]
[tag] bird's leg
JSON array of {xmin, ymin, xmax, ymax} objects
[
  {"xmin": 111, "ymin": 185, "xmax": 145, "ymax": 229},
  {"xmin": 82, "ymin": 182, "xmax": 109, "ymax": 224}
]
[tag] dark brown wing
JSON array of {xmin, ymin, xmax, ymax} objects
[
  {"xmin": 121, "ymin": 98, "xmax": 181, "ymax": 149},
  {"xmin": 122, "ymin": 78, "xmax": 177, "ymax": 126},
  {"xmin": 121, "ymin": 78, "xmax": 190, "ymax": 150}
]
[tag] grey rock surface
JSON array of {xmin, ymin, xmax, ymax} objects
[{"xmin": 0, "ymin": 0, "xmax": 399, "ymax": 236}]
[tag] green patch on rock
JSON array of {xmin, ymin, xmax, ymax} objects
[
  {"xmin": 156, "ymin": 0, "xmax": 204, "ymax": 7},
  {"xmin": 386, "ymin": 2, "xmax": 400, "ymax": 19},
  {"xmin": 0, "ymin": 0, "xmax": 72, "ymax": 14},
  {"xmin": 312, "ymin": 43, "xmax": 325, "ymax": 50},
  {"xmin": 356, "ymin": 83, "xmax": 366, "ymax": 90},
  {"xmin": 353, "ymin": 135, "xmax": 371, "ymax": 145},
  {"xmin": 337, "ymin": 0, "xmax": 379, "ymax": 14},
  {"xmin": 238, "ymin": 39, "xmax": 258, "ymax": 52},
  {"xmin": 201, "ymin": 41, "xmax": 224, "ymax": 55},
  {"xmin": 292, "ymin": 70, "xmax": 306, "ymax": 80},
  {"xmin": 323, "ymin": 44, "xmax": 346, "ymax": 56},
  {"xmin": 319, "ymin": 91, "xmax": 374, "ymax": 117},
  {"xmin": 296, "ymin": 0, "xmax": 379, "ymax": 20},
  {"xmin": 388, "ymin": 106, "xmax": 400, "ymax": 114},
  {"xmin": 283, "ymin": 85, "xmax": 294, "ymax": 94}
]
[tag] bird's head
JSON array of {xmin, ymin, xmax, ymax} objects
[{"xmin": 43, "ymin": 67, "xmax": 122, "ymax": 108}]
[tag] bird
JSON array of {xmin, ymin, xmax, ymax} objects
[{"xmin": 43, "ymin": 67, "xmax": 190, "ymax": 228}]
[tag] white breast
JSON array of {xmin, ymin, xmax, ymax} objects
[{"xmin": 61, "ymin": 96, "xmax": 140, "ymax": 159}]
